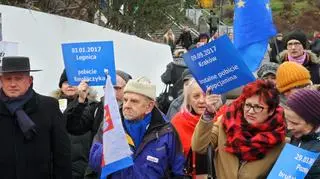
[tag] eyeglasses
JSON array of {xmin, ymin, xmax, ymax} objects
[
  {"xmin": 243, "ymin": 103, "xmax": 266, "ymax": 113},
  {"xmin": 287, "ymin": 42, "xmax": 302, "ymax": 48}
]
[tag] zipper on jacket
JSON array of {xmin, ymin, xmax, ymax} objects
[{"xmin": 134, "ymin": 127, "xmax": 170, "ymax": 158}]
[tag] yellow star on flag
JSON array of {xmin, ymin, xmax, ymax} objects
[
  {"xmin": 237, "ymin": 0, "xmax": 246, "ymax": 8},
  {"xmin": 266, "ymin": 3, "xmax": 270, "ymax": 10}
]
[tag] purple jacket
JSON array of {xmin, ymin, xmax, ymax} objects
[{"xmin": 89, "ymin": 108, "xmax": 185, "ymax": 178}]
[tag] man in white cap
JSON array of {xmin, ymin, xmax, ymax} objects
[{"xmin": 88, "ymin": 76, "xmax": 185, "ymax": 178}]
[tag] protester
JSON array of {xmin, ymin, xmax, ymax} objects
[
  {"xmin": 276, "ymin": 61, "xmax": 312, "ymax": 105},
  {"xmin": 269, "ymin": 33, "xmax": 285, "ymax": 63},
  {"xmin": 53, "ymin": 69, "xmax": 97, "ymax": 179},
  {"xmin": 113, "ymin": 70, "xmax": 133, "ymax": 106},
  {"xmin": 53, "ymin": 69, "xmax": 97, "ymax": 111},
  {"xmin": 198, "ymin": 15, "xmax": 210, "ymax": 34},
  {"xmin": 171, "ymin": 78, "xmax": 212, "ymax": 178},
  {"xmin": 257, "ymin": 62, "xmax": 279, "ymax": 84},
  {"xmin": 166, "ymin": 68, "xmax": 193, "ymax": 120},
  {"xmin": 0, "ymin": 56, "xmax": 71, "ymax": 178},
  {"xmin": 188, "ymin": 33, "xmax": 210, "ymax": 50},
  {"xmin": 278, "ymin": 30, "xmax": 320, "ymax": 84},
  {"xmin": 196, "ymin": 33, "xmax": 210, "ymax": 48},
  {"xmin": 192, "ymin": 80, "xmax": 286, "ymax": 179},
  {"xmin": 88, "ymin": 77, "xmax": 185, "ymax": 178},
  {"xmin": 208, "ymin": 10, "xmax": 219, "ymax": 35},
  {"xmin": 166, "ymin": 69, "xmax": 226, "ymax": 121},
  {"xmin": 176, "ymin": 26, "xmax": 193, "ymax": 50},
  {"xmin": 310, "ymin": 30, "xmax": 320, "ymax": 57},
  {"xmin": 285, "ymin": 89, "xmax": 320, "ymax": 178},
  {"xmin": 54, "ymin": 69, "xmax": 78, "ymax": 103},
  {"xmin": 80, "ymin": 70, "xmax": 132, "ymax": 179},
  {"xmin": 163, "ymin": 28, "xmax": 176, "ymax": 53},
  {"xmin": 161, "ymin": 52, "xmax": 188, "ymax": 100},
  {"xmin": 65, "ymin": 70, "xmax": 132, "ymax": 136}
]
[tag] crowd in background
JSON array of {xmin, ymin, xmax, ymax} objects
[{"xmin": 0, "ymin": 16, "xmax": 319, "ymax": 179}]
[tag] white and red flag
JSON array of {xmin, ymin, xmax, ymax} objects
[{"xmin": 100, "ymin": 75, "xmax": 133, "ymax": 179}]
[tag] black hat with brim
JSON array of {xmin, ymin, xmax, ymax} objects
[{"xmin": 0, "ymin": 56, "xmax": 41, "ymax": 73}]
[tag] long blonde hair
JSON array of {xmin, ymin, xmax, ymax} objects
[{"xmin": 163, "ymin": 29, "xmax": 175, "ymax": 44}]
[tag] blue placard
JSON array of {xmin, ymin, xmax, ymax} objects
[
  {"xmin": 183, "ymin": 35, "xmax": 255, "ymax": 94},
  {"xmin": 61, "ymin": 41, "xmax": 116, "ymax": 86},
  {"xmin": 267, "ymin": 143, "xmax": 320, "ymax": 179}
]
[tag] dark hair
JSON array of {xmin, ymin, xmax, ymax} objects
[{"xmin": 235, "ymin": 80, "xmax": 279, "ymax": 112}]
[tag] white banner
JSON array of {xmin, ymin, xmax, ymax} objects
[{"xmin": 0, "ymin": 41, "xmax": 18, "ymax": 66}]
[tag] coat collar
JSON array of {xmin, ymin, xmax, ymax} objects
[
  {"xmin": 279, "ymin": 50, "xmax": 320, "ymax": 65},
  {"xmin": 145, "ymin": 107, "xmax": 168, "ymax": 134},
  {"xmin": 0, "ymin": 92, "xmax": 39, "ymax": 116}
]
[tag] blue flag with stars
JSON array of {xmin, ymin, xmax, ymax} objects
[{"xmin": 233, "ymin": 0, "xmax": 276, "ymax": 72}]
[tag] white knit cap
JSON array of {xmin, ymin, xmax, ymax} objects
[{"xmin": 124, "ymin": 76, "xmax": 156, "ymax": 100}]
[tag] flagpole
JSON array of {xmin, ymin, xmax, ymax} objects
[{"xmin": 218, "ymin": 0, "xmax": 224, "ymax": 35}]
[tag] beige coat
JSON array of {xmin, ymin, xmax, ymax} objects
[{"xmin": 192, "ymin": 116, "xmax": 285, "ymax": 179}]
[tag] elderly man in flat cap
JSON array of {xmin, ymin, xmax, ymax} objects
[
  {"xmin": 68, "ymin": 76, "xmax": 185, "ymax": 178},
  {"xmin": 0, "ymin": 56, "xmax": 71, "ymax": 179}
]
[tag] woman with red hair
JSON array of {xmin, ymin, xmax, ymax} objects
[{"xmin": 192, "ymin": 80, "xmax": 286, "ymax": 179}]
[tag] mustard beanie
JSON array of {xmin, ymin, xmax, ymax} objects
[
  {"xmin": 124, "ymin": 77, "xmax": 156, "ymax": 100},
  {"xmin": 276, "ymin": 62, "xmax": 312, "ymax": 93}
]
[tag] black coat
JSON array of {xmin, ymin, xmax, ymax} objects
[
  {"xmin": 290, "ymin": 132, "xmax": 320, "ymax": 179},
  {"xmin": 269, "ymin": 39, "xmax": 285, "ymax": 63},
  {"xmin": 0, "ymin": 92, "xmax": 72, "ymax": 179},
  {"xmin": 161, "ymin": 58, "xmax": 188, "ymax": 99},
  {"xmin": 63, "ymin": 99, "xmax": 99, "ymax": 179},
  {"xmin": 176, "ymin": 31, "xmax": 193, "ymax": 50}
]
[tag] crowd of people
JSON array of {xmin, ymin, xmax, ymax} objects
[{"xmin": 0, "ymin": 26, "xmax": 319, "ymax": 179}]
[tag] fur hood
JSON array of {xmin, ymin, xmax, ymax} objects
[
  {"xmin": 51, "ymin": 88, "xmax": 97, "ymax": 102},
  {"xmin": 172, "ymin": 57, "xmax": 187, "ymax": 67},
  {"xmin": 278, "ymin": 50, "xmax": 320, "ymax": 64}
]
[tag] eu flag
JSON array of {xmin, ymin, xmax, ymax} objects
[{"xmin": 233, "ymin": 0, "xmax": 276, "ymax": 72}]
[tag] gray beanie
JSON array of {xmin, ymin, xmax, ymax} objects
[
  {"xmin": 257, "ymin": 62, "xmax": 279, "ymax": 79},
  {"xmin": 116, "ymin": 70, "xmax": 132, "ymax": 83}
]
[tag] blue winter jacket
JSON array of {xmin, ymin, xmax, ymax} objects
[{"xmin": 90, "ymin": 107, "xmax": 185, "ymax": 179}]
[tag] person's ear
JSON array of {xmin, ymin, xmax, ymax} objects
[
  {"xmin": 145, "ymin": 100, "xmax": 155, "ymax": 114},
  {"xmin": 29, "ymin": 76, "xmax": 34, "ymax": 84},
  {"xmin": 268, "ymin": 108, "xmax": 275, "ymax": 117}
]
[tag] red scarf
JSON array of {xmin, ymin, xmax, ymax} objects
[
  {"xmin": 171, "ymin": 108, "xmax": 200, "ymax": 157},
  {"xmin": 220, "ymin": 103, "xmax": 286, "ymax": 161}
]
